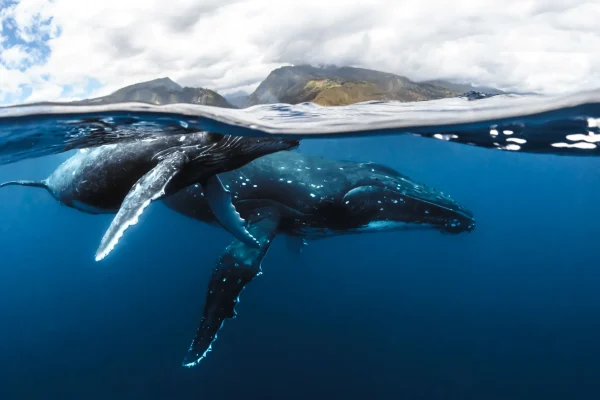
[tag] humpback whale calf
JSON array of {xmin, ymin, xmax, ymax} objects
[
  {"xmin": 162, "ymin": 151, "xmax": 476, "ymax": 367},
  {"xmin": 0, "ymin": 132, "xmax": 299, "ymax": 260}
]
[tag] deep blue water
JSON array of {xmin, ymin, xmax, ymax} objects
[{"xmin": 1, "ymin": 134, "xmax": 600, "ymax": 399}]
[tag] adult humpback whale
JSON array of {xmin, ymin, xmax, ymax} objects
[
  {"xmin": 162, "ymin": 151, "xmax": 476, "ymax": 367},
  {"xmin": 0, "ymin": 132, "xmax": 299, "ymax": 260}
]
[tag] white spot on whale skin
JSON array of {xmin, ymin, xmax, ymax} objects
[
  {"xmin": 490, "ymin": 129, "xmax": 499, "ymax": 137},
  {"xmin": 179, "ymin": 136, "xmax": 186, "ymax": 142},
  {"xmin": 505, "ymin": 144, "xmax": 521, "ymax": 151},
  {"xmin": 552, "ymin": 142, "xmax": 597, "ymax": 149},
  {"xmin": 566, "ymin": 133, "xmax": 600, "ymax": 143},
  {"xmin": 503, "ymin": 130, "xmax": 514, "ymax": 135},
  {"xmin": 287, "ymin": 180, "xmax": 292, "ymax": 184},
  {"xmin": 310, "ymin": 193, "xmax": 316, "ymax": 198},
  {"xmin": 507, "ymin": 138, "xmax": 527, "ymax": 144}
]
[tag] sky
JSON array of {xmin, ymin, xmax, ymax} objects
[{"xmin": 0, "ymin": 0, "xmax": 598, "ymax": 105}]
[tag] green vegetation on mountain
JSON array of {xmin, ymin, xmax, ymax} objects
[{"xmin": 246, "ymin": 65, "xmax": 478, "ymax": 106}]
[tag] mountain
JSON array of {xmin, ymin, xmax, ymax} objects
[
  {"xmin": 75, "ymin": 77, "xmax": 235, "ymax": 108},
  {"xmin": 423, "ymin": 80, "xmax": 505, "ymax": 95},
  {"xmin": 11, "ymin": 68, "xmax": 505, "ymax": 109},
  {"xmin": 224, "ymin": 91, "xmax": 250, "ymax": 108},
  {"xmin": 246, "ymin": 65, "xmax": 497, "ymax": 107}
]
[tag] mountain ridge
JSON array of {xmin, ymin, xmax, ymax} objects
[
  {"xmin": 246, "ymin": 65, "xmax": 489, "ymax": 106},
  {"xmin": 14, "ymin": 66, "xmax": 505, "ymax": 109},
  {"xmin": 73, "ymin": 77, "xmax": 235, "ymax": 108}
]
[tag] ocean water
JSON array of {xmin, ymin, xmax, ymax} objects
[
  {"xmin": 2, "ymin": 89, "xmax": 600, "ymax": 164},
  {"xmin": 1, "ymin": 97, "xmax": 600, "ymax": 399}
]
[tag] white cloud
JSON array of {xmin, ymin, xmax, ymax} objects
[
  {"xmin": 0, "ymin": 0, "xmax": 599, "ymax": 105},
  {"xmin": 0, "ymin": 64, "xmax": 31, "ymax": 96},
  {"xmin": 22, "ymin": 80, "xmax": 62, "ymax": 102},
  {"xmin": 0, "ymin": 44, "xmax": 33, "ymax": 68}
]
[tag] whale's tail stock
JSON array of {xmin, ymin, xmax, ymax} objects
[{"xmin": 0, "ymin": 180, "xmax": 49, "ymax": 191}]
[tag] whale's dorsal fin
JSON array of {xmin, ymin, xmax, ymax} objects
[
  {"xmin": 95, "ymin": 151, "xmax": 188, "ymax": 261},
  {"xmin": 182, "ymin": 207, "xmax": 281, "ymax": 367}
]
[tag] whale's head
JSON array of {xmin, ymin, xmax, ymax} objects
[{"xmin": 342, "ymin": 163, "xmax": 475, "ymax": 234}]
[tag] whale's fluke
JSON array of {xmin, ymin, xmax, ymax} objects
[{"xmin": 182, "ymin": 207, "xmax": 280, "ymax": 368}]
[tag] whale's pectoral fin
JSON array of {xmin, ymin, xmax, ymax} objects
[
  {"xmin": 182, "ymin": 207, "xmax": 280, "ymax": 368},
  {"xmin": 95, "ymin": 151, "xmax": 188, "ymax": 261},
  {"xmin": 202, "ymin": 174, "xmax": 260, "ymax": 248}
]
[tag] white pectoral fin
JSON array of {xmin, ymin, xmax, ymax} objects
[
  {"xmin": 202, "ymin": 174, "xmax": 260, "ymax": 248},
  {"xmin": 95, "ymin": 152, "xmax": 187, "ymax": 261}
]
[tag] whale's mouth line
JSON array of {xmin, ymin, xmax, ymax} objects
[
  {"xmin": 396, "ymin": 192, "xmax": 474, "ymax": 222},
  {"xmin": 356, "ymin": 221, "xmax": 435, "ymax": 232},
  {"xmin": 296, "ymin": 221, "xmax": 437, "ymax": 238},
  {"xmin": 236, "ymin": 195, "xmax": 473, "ymax": 225}
]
